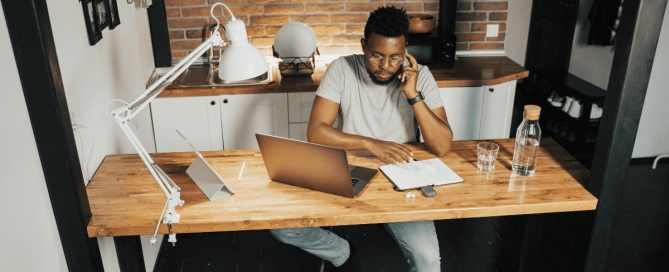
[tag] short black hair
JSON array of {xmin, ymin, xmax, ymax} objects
[{"xmin": 364, "ymin": 6, "xmax": 409, "ymax": 42}]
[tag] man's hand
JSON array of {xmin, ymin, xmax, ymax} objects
[
  {"xmin": 398, "ymin": 52, "xmax": 419, "ymax": 99},
  {"xmin": 365, "ymin": 138, "xmax": 413, "ymax": 164}
]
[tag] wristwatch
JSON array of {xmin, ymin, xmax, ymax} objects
[{"xmin": 407, "ymin": 92, "xmax": 424, "ymax": 105}]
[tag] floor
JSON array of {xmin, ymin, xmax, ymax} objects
[{"xmin": 153, "ymin": 161, "xmax": 669, "ymax": 271}]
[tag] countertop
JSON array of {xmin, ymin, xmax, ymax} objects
[{"xmin": 158, "ymin": 56, "xmax": 529, "ymax": 98}]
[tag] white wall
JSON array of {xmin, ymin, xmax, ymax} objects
[
  {"xmin": 568, "ymin": 0, "xmax": 616, "ymax": 89},
  {"xmin": 566, "ymin": 0, "xmax": 669, "ymax": 157},
  {"xmin": 0, "ymin": 5, "xmax": 68, "ymax": 272},
  {"xmin": 46, "ymin": 0, "xmax": 157, "ymax": 183},
  {"xmin": 632, "ymin": 4, "xmax": 669, "ymax": 158},
  {"xmin": 42, "ymin": 1, "xmax": 163, "ymax": 271},
  {"xmin": 505, "ymin": 0, "xmax": 533, "ymax": 66},
  {"xmin": 1, "ymin": 2, "xmax": 163, "ymax": 272}
]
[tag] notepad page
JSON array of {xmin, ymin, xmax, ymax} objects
[
  {"xmin": 380, "ymin": 163, "xmax": 431, "ymax": 190},
  {"xmin": 379, "ymin": 158, "xmax": 464, "ymax": 190},
  {"xmin": 418, "ymin": 158, "xmax": 464, "ymax": 186}
]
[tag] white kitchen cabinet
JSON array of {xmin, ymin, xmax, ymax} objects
[
  {"xmin": 151, "ymin": 80, "xmax": 517, "ymax": 152},
  {"xmin": 289, "ymin": 123, "xmax": 309, "ymax": 141},
  {"xmin": 439, "ymin": 80, "xmax": 517, "ymax": 141},
  {"xmin": 288, "ymin": 92, "xmax": 316, "ymax": 123},
  {"xmin": 151, "ymin": 96, "xmax": 223, "ymax": 152},
  {"xmin": 439, "ymin": 87, "xmax": 483, "ymax": 141},
  {"xmin": 479, "ymin": 80, "xmax": 516, "ymax": 140},
  {"xmin": 287, "ymin": 92, "xmax": 316, "ymax": 141},
  {"xmin": 220, "ymin": 93, "xmax": 289, "ymax": 150}
]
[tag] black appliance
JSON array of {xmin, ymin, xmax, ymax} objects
[
  {"xmin": 407, "ymin": 33, "xmax": 456, "ymax": 69},
  {"xmin": 406, "ymin": 0, "xmax": 457, "ymax": 69}
]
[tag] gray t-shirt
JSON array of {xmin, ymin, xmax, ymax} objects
[{"xmin": 316, "ymin": 54, "xmax": 443, "ymax": 143}]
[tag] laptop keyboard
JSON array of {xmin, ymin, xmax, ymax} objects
[{"xmin": 351, "ymin": 178, "xmax": 360, "ymax": 185}]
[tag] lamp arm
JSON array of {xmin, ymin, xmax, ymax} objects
[
  {"xmin": 108, "ymin": 33, "xmax": 225, "ymax": 228},
  {"xmin": 114, "ymin": 33, "xmax": 224, "ymax": 121}
]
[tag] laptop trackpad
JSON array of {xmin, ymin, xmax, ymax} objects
[{"xmin": 350, "ymin": 165, "xmax": 378, "ymax": 195}]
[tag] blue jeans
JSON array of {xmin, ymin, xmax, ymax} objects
[{"xmin": 269, "ymin": 220, "xmax": 440, "ymax": 271}]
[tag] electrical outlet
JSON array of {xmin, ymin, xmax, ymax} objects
[{"xmin": 486, "ymin": 24, "xmax": 499, "ymax": 38}]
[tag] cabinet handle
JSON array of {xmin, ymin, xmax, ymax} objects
[
  {"xmin": 488, "ymin": 88, "xmax": 494, "ymax": 92},
  {"xmin": 210, "ymin": 101, "xmax": 216, "ymax": 105},
  {"xmin": 223, "ymin": 99, "xmax": 229, "ymax": 104}
]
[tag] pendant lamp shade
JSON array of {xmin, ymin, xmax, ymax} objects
[{"xmin": 218, "ymin": 19, "xmax": 268, "ymax": 82}]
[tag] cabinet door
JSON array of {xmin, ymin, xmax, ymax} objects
[
  {"xmin": 220, "ymin": 93, "xmax": 289, "ymax": 150},
  {"xmin": 151, "ymin": 96, "xmax": 223, "ymax": 152},
  {"xmin": 288, "ymin": 92, "xmax": 316, "ymax": 123},
  {"xmin": 289, "ymin": 123, "xmax": 309, "ymax": 141},
  {"xmin": 439, "ymin": 87, "xmax": 483, "ymax": 141},
  {"xmin": 479, "ymin": 80, "xmax": 517, "ymax": 139}
]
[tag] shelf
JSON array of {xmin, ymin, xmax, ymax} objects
[
  {"xmin": 531, "ymin": 69, "xmax": 607, "ymax": 99},
  {"xmin": 524, "ymin": 70, "xmax": 606, "ymax": 152}
]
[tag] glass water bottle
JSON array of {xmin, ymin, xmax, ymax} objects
[{"xmin": 512, "ymin": 105, "xmax": 542, "ymax": 175}]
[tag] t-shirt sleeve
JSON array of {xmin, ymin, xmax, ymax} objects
[
  {"xmin": 416, "ymin": 65, "xmax": 444, "ymax": 110},
  {"xmin": 315, "ymin": 58, "xmax": 344, "ymax": 104}
]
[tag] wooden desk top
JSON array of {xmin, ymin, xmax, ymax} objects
[
  {"xmin": 86, "ymin": 138, "xmax": 597, "ymax": 238},
  {"xmin": 157, "ymin": 56, "xmax": 528, "ymax": 97}
]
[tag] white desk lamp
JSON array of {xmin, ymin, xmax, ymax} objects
[{"xmin": 108, "ymin": 2, "xmax": 268, "ymax": 245}]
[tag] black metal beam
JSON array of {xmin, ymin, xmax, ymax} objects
[
  {"xmin": 148, "ymin": 0, "xmax": 172, "ymax": 67},
  {"xmin": 114, "ymin": 236, "xmax": 146, "ymax": 272},
  {"xmin": 0, "ymin": 0, "xmax": 103, "ymax": 271},
  {"xmin": 584, "ymin": 0, "xmax": 668, "ymax": 271}
]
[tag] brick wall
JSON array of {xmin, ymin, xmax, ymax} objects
[{"xmin": 165, "ymin": 0, "xmax": 509, "ymax": 59}]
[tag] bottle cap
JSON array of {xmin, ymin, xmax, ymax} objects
[{"xmin": 524, "ymin": 105, "xmax": 541, "ymax": 120}]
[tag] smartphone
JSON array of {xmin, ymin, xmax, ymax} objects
[
  {"xmin": 403, "ymin": 48, "xmax": 409, "ymax": 68},
  {"xmin": 402, "ymin": 49, "xmax": 410, "ymax": 81}
]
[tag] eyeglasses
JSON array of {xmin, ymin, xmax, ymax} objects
[{"xmin": 368, "ymin": 54, "xmax": 404, "ymax": 66}]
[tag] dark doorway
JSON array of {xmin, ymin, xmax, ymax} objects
[{"xmin": 524, "ymin": 0, "xmax": 580, "ymax": 72}]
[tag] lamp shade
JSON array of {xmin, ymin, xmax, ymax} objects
[{"xmin": 218, "ymin": 19, "xmax": 268, "ymax": 82}]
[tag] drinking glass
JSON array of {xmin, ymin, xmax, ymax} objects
[{"xmin": 477, "ymin": 142, "xmax": 499, "ymax": 171}]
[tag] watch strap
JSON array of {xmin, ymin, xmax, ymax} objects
[{"xmin": 407, "ymin": 92, "xmax": 424, "ymax": 105}]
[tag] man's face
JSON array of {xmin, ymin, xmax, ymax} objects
[{"xmin": 361, "ymin": 33, "xmax": 406, "ymax": 83}]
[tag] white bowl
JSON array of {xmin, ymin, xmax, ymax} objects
[{"xmin": 274, "ymin": 22, "xmax": 317, "ymax": 58}]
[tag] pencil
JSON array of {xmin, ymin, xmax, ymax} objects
[{"xmin": 237, "ymin": 162, "xmax": 246, "ymax": 181}]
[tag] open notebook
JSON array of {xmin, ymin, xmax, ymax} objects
[{"xmin": 379, "ymin": 158, "xmax": 463, "ymax": 191}]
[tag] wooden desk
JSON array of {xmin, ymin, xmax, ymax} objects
[{"xmin": 87, "ymin": 138, "xmax": 597, "ymax": 238}]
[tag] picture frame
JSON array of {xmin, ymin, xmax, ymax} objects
[
  {"xmin": 96, "ymin": 0, "xmax": 111, "ymax": 30},
  {"xmin": 109, "ymin": 0, "xmax": 121, "ymax": 29},
  {"xmin": 81, "ymin": 0, "xmax": 102, "ymax": 45}
]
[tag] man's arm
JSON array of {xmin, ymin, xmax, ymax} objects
[
  {"xmin": 412, "ymin": 104, "xmax": 453, "ymax": 157},
  {"xmin": 399, "ymin": 53, "xmax": 453, "ymax": 156},
  {"xmin": 307, "ymin": 96, "xmax": 414, "ymax": 164}
]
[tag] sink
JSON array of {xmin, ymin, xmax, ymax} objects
[{"xmin": 178, "ymin": 64, "xmax": 274, "ymax": 87}]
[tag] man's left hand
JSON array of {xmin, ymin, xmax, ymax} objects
[{"xmin": 398, "ymin": 52, "xmax": 419, "ymax": 99}]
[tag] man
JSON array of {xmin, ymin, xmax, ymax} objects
[{"xmin": 270, "ymin": 6, "xmax": 453, "ymax": 271}]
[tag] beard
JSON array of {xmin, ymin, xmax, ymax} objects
[{"xmin": 366, "ymin": 67, "xmax": 401, "ymax": 86}]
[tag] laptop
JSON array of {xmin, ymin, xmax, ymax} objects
[
  {"xmin": 177, "ymin": 130, "xmax": 234, "ymax": 201},
  {"xmin": 255, "ymin": 133, "xmax": 378, "ymax": 198}
]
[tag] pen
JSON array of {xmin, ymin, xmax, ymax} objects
[{"xmin": 237, "ymin": 162, "xmax": 246, "ymax": 181}]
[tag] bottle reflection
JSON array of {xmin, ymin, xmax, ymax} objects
[{"xmin": 508, "ymin": 173, "xmax": 527, "ymax": 204}]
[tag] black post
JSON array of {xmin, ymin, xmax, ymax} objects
[
  {"xmin": 114, "ymin": 236, "xmax": 147, "ymax": 272},
  {"xmin": 584, "ymin": 0, "xmax": 668, "ymax": 271},
  {"xmin": 0, "ymin": 0, "xmax": 103, "ymax": 271},
  {"xmin": 518, "ymin": 214, "xmax": 546, "ymax": 272},
  {"xmin": 148, "ymin": 0, "xmax": 172, "ymax": 67}
]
